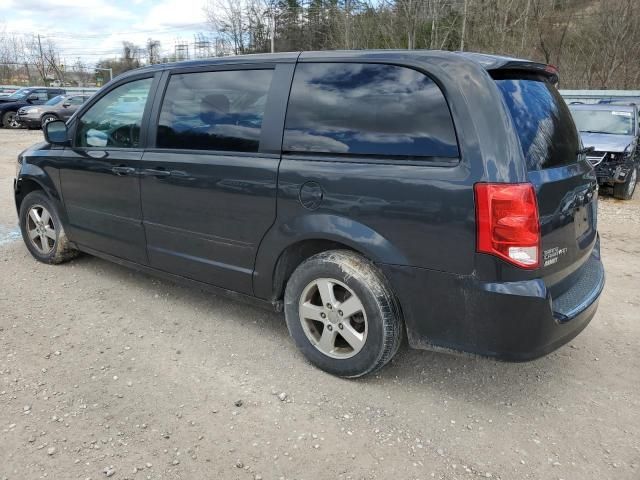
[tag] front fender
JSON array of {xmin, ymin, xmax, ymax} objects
[
  {"xmin": 15, "ymin": 161, "xmax": 66, "ymax": 225},
  {"xmin": 252, "ymin": 213, "xmax": 408, "ymax": 299}
]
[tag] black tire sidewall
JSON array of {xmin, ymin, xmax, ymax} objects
[
  {"xmin": 19, "ymin": 191, "xmax": 62, "ymax": 263},
  {"xmin": 284, "ymin": 252, "xmax": 394, "ymax": 377},
  {"xmin": 3, "ymin": 110, "xmax": 17, "ymax": 128},
  {"xmin": 41, "ymin": 114, "xmax": 57, "ymax": 128},
  {"xmin": 614, "ymin": 166, "xmax": 637, "ymax": 200}
]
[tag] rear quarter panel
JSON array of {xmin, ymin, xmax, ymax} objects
[{"xmin": 254, "ymin": 53, "xmax": 529, "ymax": 300}]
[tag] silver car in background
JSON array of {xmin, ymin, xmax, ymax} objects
[
  {"xmin": 17, "ymin": 94, "xmax": 91, "ymax": 129},
  {"xmin": 569, "ymin": 103, "xmax": 639, "ymax": 200}
]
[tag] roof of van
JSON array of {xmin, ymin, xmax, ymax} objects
[{"xmin": 131, "ymin": 49, "xmax": 553, "ymax": 78}]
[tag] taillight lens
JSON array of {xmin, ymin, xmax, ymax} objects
[{"xmin": 474, "ymin": 183, "xmax": 540, "ymax": 269}]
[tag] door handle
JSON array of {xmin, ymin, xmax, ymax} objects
[
  {"xmin": 141, "ymin": 168, "xmax": 171, "ymax": 178},
  {"xmin": 112, "ymin": 166, "xmax": 137, "ymax": 176},
  {"xmin": 87, "ymin": 150, "xmax": 108, "ymax": 159}
]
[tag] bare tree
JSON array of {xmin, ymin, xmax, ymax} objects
[
  {"xmin": 147, "ymin": 39, "xmax": 161, "ymax": 64},
  {"xmin": 5, "ymin": 1, "xmax": 640, "ymax": 89},
  {"xmin": 206, "ymin": 0, "xmax": 248, "ymax": 54}
]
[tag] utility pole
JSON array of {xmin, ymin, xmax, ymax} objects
[
  {"xmin": 37, "ymin": 34, "xmax": 44, "ymax": 61},
  {"xmin": 344, "ymin": 0, "xmax": 351, "ymax": 49},
  {"xmin": 37, "ymin": 34, "xmax": 46, "ymax": 83},
  {"xmin": 460, "ymin": 0, "xmax": 468, "ymax": 52},
  {"xmin": 521, "ymin": 0, "xmax": 531, "ymax": 53},
  {"xmin": 271, "ymin": 11, "xmax": 275, "ymax": 53}
]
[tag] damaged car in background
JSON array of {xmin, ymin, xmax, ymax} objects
[{"xmin": 569, "ymin": 104, "xmax": 639, "ymax": 200}]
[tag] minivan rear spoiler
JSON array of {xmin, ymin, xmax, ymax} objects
[{"xmin": 455, "ymin": 52, "xmax": 559, "ymax": 83}]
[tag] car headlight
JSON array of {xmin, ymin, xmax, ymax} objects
[{"xmin": 21, "ymin": 107, "xmax": 38, "ymax": 114}]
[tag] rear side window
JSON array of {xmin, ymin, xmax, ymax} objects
[
  {"xmin": 496, "ymin": 78, "xmax": 580, "ymax": 170},
  {"xmin": 68, "ymin": 96, "xmax": 86, "ymax": 105},
  {"xmin": 283, "ymin": 63, "xmax": 459, "ymax": 159},
  {"xmin": 156, "ymin": 69, "xmax": 274, "ymax": 152},
  {"xmin": 31, "ymin": 90, "xmax": 48, "ymax": 101}
]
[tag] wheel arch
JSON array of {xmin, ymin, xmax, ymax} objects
[
  {"xmin": 252, "ymin": 213, "xmax": 409, "ymax": 303},
  {"xmin": 15, "ymin": 166, "xmax": 65, "ymax": 223},
  {"xmin": 15, "ymin": 177, "xmax": 47, "ymax": 212},
  {"xmin": 269, "ymin": 239, "xmax": 358, "ymax": 305},
  {"xmin": 40, "ymin": 112, "xmax": 59, "ymax": 122}
]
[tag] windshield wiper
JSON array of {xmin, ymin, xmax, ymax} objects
[
  {"xmin": 581, "ymin": 130, "xmax": 612, "ymax": 135},
  {"xmin": 577, "ymin": 146, "xmax": 595, "ymax": 155}
]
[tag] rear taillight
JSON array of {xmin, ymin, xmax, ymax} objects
[{"xmin": 474, "ymin": 183, "xmax": 540, "ymax": 269}]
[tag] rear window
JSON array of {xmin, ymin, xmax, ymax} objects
[
  {"xmin": 496, "ymin": 78, "xmax": 580, "ymax": 170},
  {"xmin": 283, "ymin": 63, "xmax": 459, "ymax": 159}
]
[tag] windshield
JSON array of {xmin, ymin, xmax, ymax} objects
[
  {"xmin": 570, "ymin": 109, "xmax": 634, "ymax": 135},
  {"xmin": 46, "ymin": 95, "xmax": 64, "ymax": 106},
  {"xmin": 7, "ymin": 88, "xmax": 30, "ymax": 100}
]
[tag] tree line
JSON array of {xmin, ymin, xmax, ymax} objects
[
  {"xmin": 2, "ymin": 0, "xmax": 639, "ymax": 89},
  {"xmin": 0, "ymin": 31, "xmax": 160, "ymax": 86},
  {"xmin": 206, "ymin": 0, "xmax": 640, "ymax": 89}
]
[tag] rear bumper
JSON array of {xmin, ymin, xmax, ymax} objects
[{"xmin": 380, "ymin": 246, "xmax": 604, "ymax": 361}]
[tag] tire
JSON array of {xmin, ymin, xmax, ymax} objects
[
  {"xmin": 19, "ymin": 191, "xmax": 78, "ymax": 264},
  {"xmin": 41, "ymin": 114, "xmax": 58, "ymax": 129},
  {"xmin": 284, "ymin": 250, "xmax": 403, "ymax": 378},
  {"xmin": 2, "ymin": 110, "xmax": 21, "ymax": 129},
  {"xmin": 613, "ymin": 165, "xmax": 637, "ymax": 200}
]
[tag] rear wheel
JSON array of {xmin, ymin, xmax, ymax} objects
[
  {"xmin": 19, "ymin": 191, "xmax": 78, "ymax": 264},
  {"xmin": 2, "ymin": 110, "xmax": 21, "ymax": 129},
  {"xmin": 284, "ymin": 250, "xmax": 402, "ymax": 378},
  {"xmin": 41, "ymin": 114, "xmax": 58, "ymax": 129},
  {"xmin": 614, "ymin": 166, "xmax": 637, "ymax": 200}
]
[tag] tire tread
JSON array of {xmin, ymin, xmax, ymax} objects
[
  {"xmin": 285, "ymin": 249, "xmax": 403, "ymax": 378},
  {"xmin": 19, "ymin": 190, "xmax": 79, "ymax": 264}
]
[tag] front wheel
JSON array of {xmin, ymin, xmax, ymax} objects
[
  {"xmin": 614, "ymin": 166, "xmax": 637, "ymax": 200},
  {"xmin": 284, "ymin": 250, "xmax": 403, "ymax": 378},
  {"xmin": 2, "ymin": 110, "xmax": 21, "ymax": 129},
  {"xmin": 19, "ymin": 191, "xmax": 78, "ymax": 264},
  {"xmin": 41, "ymin": 114, "xmax": 58, "ymax": 129}
]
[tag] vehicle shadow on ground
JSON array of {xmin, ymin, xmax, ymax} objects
[{"xmin": 61, "ymin": 253, "xmax": 581, "ymax": 404}]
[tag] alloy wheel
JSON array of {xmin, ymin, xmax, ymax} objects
[
  {"xmin": 41, "ymin": 115, "xmax": 56, "ymax": 127},
  {"xmin": 298, "ymin": 278, "xmax": 368, "ymax": 359},
  {"xmin": 6, "ymin": 112, "xmax": 20, "ymax": 129},
  {"xmin": 26, "ymin": 204, "xmax": 56, "ymax": 255}
]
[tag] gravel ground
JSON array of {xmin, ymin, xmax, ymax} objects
[{"xmin": 0, "ymin": 129, "xmax": 639, "ymax": 480}]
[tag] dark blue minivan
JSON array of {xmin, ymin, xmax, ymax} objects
[{"xmin": 14, "ymin": 50, "xmax": 605, "ymax": 377}]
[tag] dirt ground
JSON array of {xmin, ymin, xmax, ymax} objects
[{"xmin": 0, "ymin": 129, "xmax": 638, "ymax": 480}]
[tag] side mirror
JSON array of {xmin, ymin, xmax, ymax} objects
[
  {"xmin": 27, "ymin": 94, "xmax": 39, "ymax": 103},
  {"xmin": 62, "ymin": 102, "xmax": 71, "ymax": 108},
  {"xmin": 44, "ymin": 120, "xmax": 70, "ymax": 146}
]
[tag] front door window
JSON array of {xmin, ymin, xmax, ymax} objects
[{"xmin": 75, "ymin": 78, "xmax": 152, "ymax": 149}]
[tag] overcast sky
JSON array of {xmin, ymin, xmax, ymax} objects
[{"xmin": 1, "ymin": 0, "xmax": 211, "ymax": 66}]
